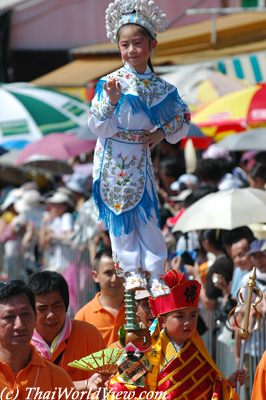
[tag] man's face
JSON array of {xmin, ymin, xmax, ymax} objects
[
  {"xmin": 92, "ymin": 256, "xmax": 124, "ymax": 296},
  {"xmin": 35, "ymin": 291, "xmax": 66, "ymax": 345},
  {"xmin": 0, "ymin": 294, "xmax": 35, "ymax": 349},
  {"xmin": 231, "ymin": 239, "xmax": 253, "ymax": 271},
  {"xmin": 250, "ymin": 251, "xmax": 266, "ymax": 273}
]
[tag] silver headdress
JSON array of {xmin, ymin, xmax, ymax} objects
[{"xmin": 105, "ymin": 0, "xmax": 169, "ymax": 43}]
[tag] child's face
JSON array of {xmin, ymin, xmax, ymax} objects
[
  {"xmin": 137, "ymin": 297, "xmax": 154, "ymax": 328},
  {"xmin": 118, "ymin": 24, "xmax": 157, "ymax": 73},
  {"xmin": 161, "ymin": 307, "xmax": 198, "ymax": 345}
]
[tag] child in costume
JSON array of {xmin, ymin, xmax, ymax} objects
[
  {"xmin": 106, "ymin": 271, "xmax": 245, "ymax": 400},
  {"xmin": 147, "ymin": 270, "xmax": 246, "ymax": 400},
  {"xmin": 88, "ymin": 0, "xmax": 190, "ymax": 296}
]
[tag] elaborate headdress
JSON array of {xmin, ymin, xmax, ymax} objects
[
  {"xmin": 149, "ymin": 270, "xmax": 201, "ymax": 317},
  {"xmin": 105, "ymin": 0, "xmax": 168, "ymax": 43}
]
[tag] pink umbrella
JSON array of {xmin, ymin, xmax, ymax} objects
[{"xmin": 16, "ymin": 133, "xmax": 96, "ymax": 165}]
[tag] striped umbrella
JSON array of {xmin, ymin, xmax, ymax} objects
[
  {"xmin": 0, "ymin": 82, "xmax": 90, "ymax": 147},
  {"xmin": 192, "ymin": 83, "xmax": 266, "ymax": 141}
]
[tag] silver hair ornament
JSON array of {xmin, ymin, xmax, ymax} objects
[{"xmin": 105, "ymin": 0, "xmax": 168, "ymax": 43}]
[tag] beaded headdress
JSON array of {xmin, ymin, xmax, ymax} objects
[
  {"xmin": 105, "ymin": 0, "xmax": 169, "ymax": 43},
  {"xmin": 149, "ymin": 270, "xmax": 201, "ymax": 317}
]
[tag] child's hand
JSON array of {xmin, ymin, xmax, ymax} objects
[
  {"xmin": 144, "ymin": 128, "xmax": 164, "ymax": 149},
  {"xmin": 104, "ymin": 78, "xmax": 121, "ymax": 105},
  {"xmin": 227, "ymin": 369, "xmax": 246, "ymax": 388}
]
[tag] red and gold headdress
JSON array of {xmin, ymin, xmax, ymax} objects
[{"xmin": 149, "ymin": 270, "xmax": 201, "ymax": 317}]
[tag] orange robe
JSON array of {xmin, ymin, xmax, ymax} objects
[
  {"xmin": 75, "ymin": 293, "xmax": 125, "ymax": 346},
  {"xmin": 0, "ymin": 346, "xmax": 74, "ymax": 400},
  {"xmin": 251, "ymin": 350, "xmax": 266, "ymax": 400}
]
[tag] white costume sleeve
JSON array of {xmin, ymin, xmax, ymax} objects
[{"xmin": 88, "ymin": 86, "xmax": 119, "ymax": 139}]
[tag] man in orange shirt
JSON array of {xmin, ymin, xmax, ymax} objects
[
  {"xmin": 28, "ymin": 271, "xmax": 105, "ymax": 391},
  {"xmin": 75, "ymin": 248, "xmax": 125, "ymax": 346},
  {"xmin": 0, "ymin": 280, "xmax": 74, "ymax": 399}
]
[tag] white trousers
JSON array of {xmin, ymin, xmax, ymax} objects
[{"xmin": 110, "ymin": 217, "xmax": 167, "ymax": 277}]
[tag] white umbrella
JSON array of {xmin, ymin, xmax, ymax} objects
[
  {"xmin": 172, "ymin": 188, "xmax": 266, "ymax": 233},
  {"xmin": 217, "ymin": 128, "xmax": 266, "ymax": 151},
  {"xmin": 0, "ymin": 82, "xmax": 90, "ymax": 147}
]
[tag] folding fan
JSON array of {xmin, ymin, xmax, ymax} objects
[{"xmin": 68, "ymin": 348, "xmax": 123, "ymax": 375}]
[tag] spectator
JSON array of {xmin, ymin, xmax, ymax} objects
[
  {"xmin": 230, "ymin": 235, "xmax": 265, "ymax": 399},
  {"xmin": 28, "ymin": 271, "xmax": 104, "ymax": 390},
  {"xmin": 194, "ymin": 229, "xmax": 234, "ymax": 311},
  {"xmin": 0, "ymin": 280, "xmax": 74, "ymax": 398},
  {"xmin": 13, "ymin": 189, "xmax": 45, "ymax": 275},
  {"xmin": 38, "ymin": 191, "xmax": 77, "ymax": 313},
  {"xmin": 64, "ymin": 172, "xmax": 91, "ymax": 213},
  {"xmin": 248, "ymin": 239, "xmax": 266, "ymax": 273},
  {"xmin": 247, "ymin": 163, "xmax": 266, "ymax": 189},
  {"xmin": 39, "ymin": 192, "xmax": 74, "ymax": 260},
  {"xmin": 251, "ymin": 350, "xmax": 266, "ymax": 399},
  {"xmin": 230, "ymin": 234, "xmax": 256, "ymax": 298},
  {"xmin": 220, "ymin": 227, "xmax": 256, "ymax": 297},
  {"xmin": 0, "ymin": 189, "xmax": 22, "ymax": 278},
  {"xmin": 195, "ymin": 158, "xmax": 225, "ymax": 189},
  {"xmin": 75, "ymin": 248, "xmax": 125, "ymax": 346}
]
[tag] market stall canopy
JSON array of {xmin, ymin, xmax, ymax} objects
[
  {"xmin": 32, "ymin": 59, "xmax": 123, "ymax": 88},
  {"xmin": 72, "ymin": 13, "xmax": 266, "ymax": 61},
  {"xmin": 32, "ymin": 13, "xmax": 266, "ymax": 88},
  {"xmin": 0, "ymin": 0, "xmax": 30, "ymax": 12},
  {"xmin": 161, "ymin": 68, "xmax": 250, "ymax": 110}
]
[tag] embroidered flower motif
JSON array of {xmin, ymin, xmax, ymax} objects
[
  {"xmin": 117, "ymin": 170, "xmax": 127, "ymax": 178},
  {"xmin": 101, "ymin": 139, "xmax": 146, "ymax": 214},
  {"xmin": 125, "ymin": 73, "xmax": 131, "ymax": 79},
  {"xmin": 113, "ymin": 254, "xmax": 124, "ymax": 276},
  {"xmin": 114, "ymin": 203, "xmax": 122, "ymax": 212},
  {"xmin": 184, "ymin": 111, "xmax": 191, "ymax": 122},
  {"xmin": 142, "ymin": 80, "xmax": 150, "ymax": 87}
]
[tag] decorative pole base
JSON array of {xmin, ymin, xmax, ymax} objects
[{"xmin": 124, "ymin": 290, "xmax": 140, "ymax": 331}]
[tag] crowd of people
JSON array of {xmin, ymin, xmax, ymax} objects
[
  {"xmin": 0, "ymin": 141, "xmax": 266, "ymax": 399},
  {"xmin": 1, "ymin": 0, "xmax": 266, "ymax": 397}
]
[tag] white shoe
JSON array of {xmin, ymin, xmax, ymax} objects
[
  {"xmin": 149, "ymin": 276, "xmax": 170, "ymax": 298},
  {"xmin": 124, "ymin": 272, "xmax": 147, "ymax": 291}
]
